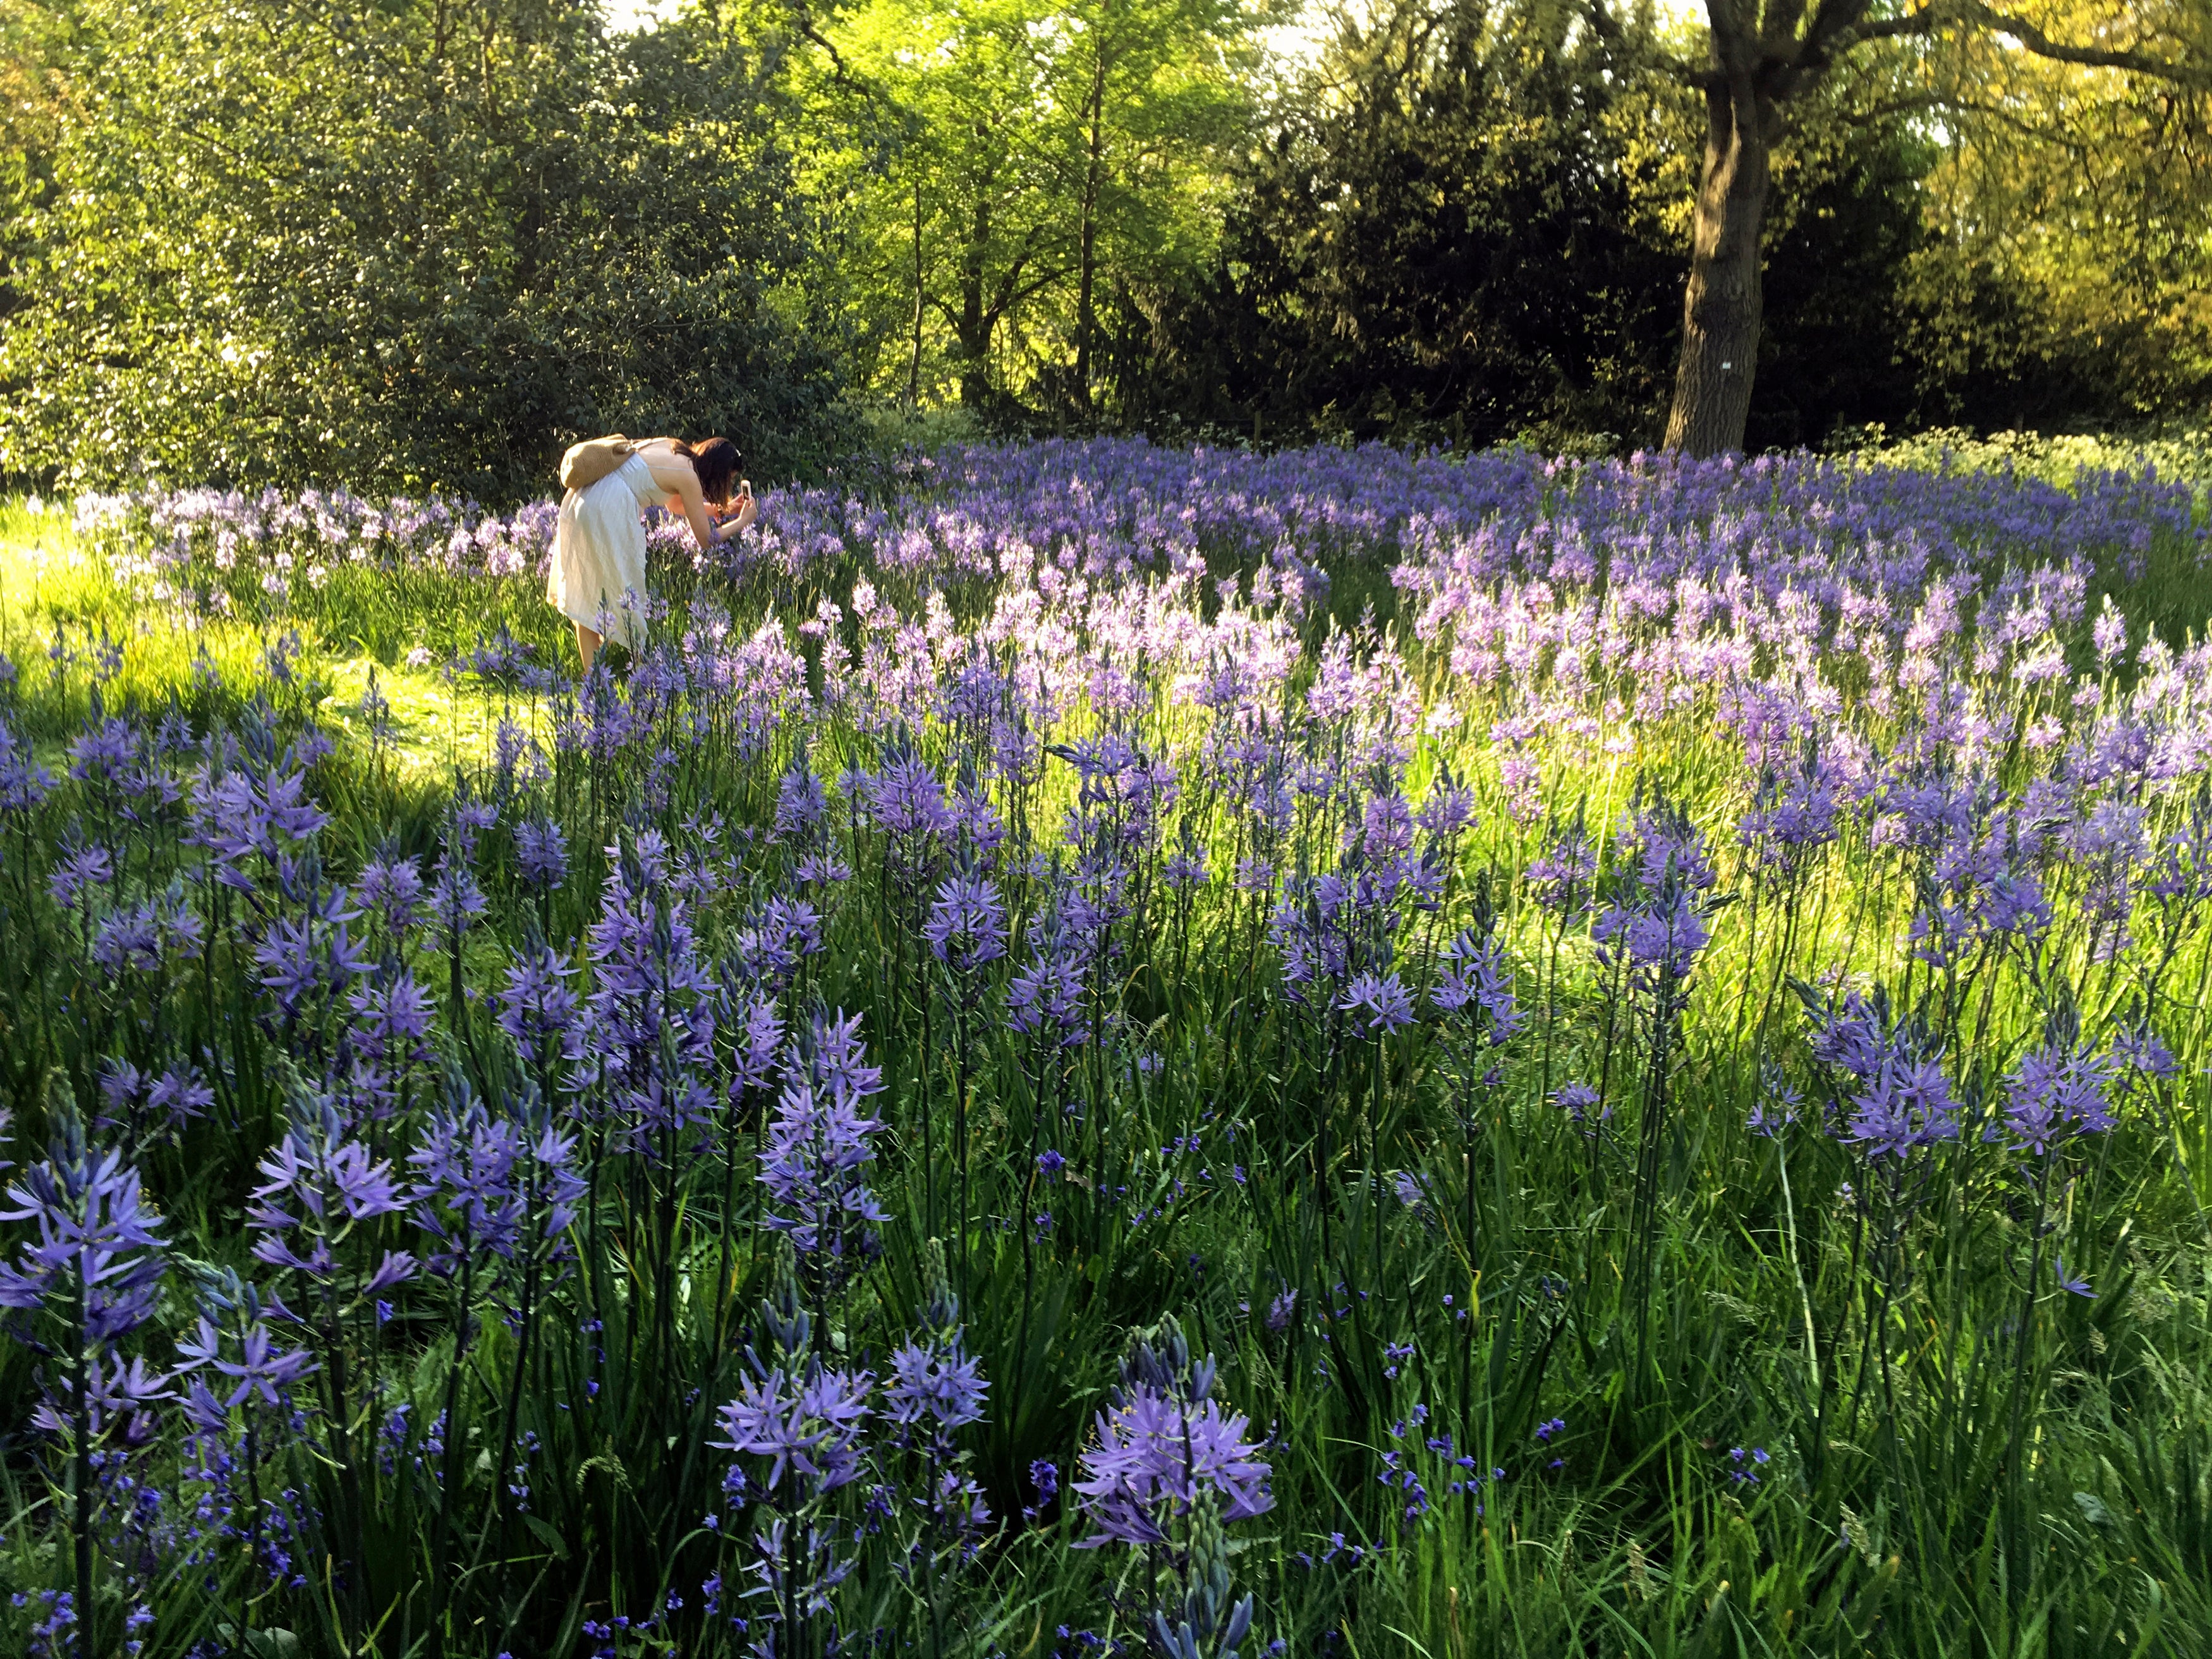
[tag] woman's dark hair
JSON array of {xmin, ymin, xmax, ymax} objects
[{"xmin": 676, "ymin": 435, "xmax": 742, "ymax": 506}]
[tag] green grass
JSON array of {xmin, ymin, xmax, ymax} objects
[
  {"xmin": 4, "ymin": 436, "xmax": 2212, "ymax": 1658},
  {"xmin": 0, "ymin": 501, "xmax": 549, "ymax": 776}
]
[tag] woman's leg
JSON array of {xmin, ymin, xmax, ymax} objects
[{"xmin": 576, "ymin": 622, "xmax": 602, "ymax": 674}]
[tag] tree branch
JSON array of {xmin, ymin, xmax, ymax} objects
[
  {"xmin": 791, "ymin": 6, "xmax": 874, "ymax": 97},
  {"xmin": 1827, "ymin": 3, "xmax": 2212, "ymax": 88},
  {"xmin": 1584, "ymin": 0, "xmax": 1704, "ymax": 80},
  {"xmin": 1962, "ymin": 3, "xmax": 2212, "ymax": 87}
]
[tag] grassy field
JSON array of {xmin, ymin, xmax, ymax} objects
[{"xmin": 1, "ymin": 432, "xmax": 2210, "ymax": 1659}]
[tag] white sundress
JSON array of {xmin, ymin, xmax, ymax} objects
[{"xmin": 547, "ymin": 449, "xmax": 665, "ymax": 647}]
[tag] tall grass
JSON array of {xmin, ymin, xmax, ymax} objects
[{"xmin": 0, "ymin": 434, "xmax": 2208, "ymax": 1659}]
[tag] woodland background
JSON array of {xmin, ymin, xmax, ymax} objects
[{"xmin": 1, "ymin": 0, "xmax": 2207, "ymax": 498}]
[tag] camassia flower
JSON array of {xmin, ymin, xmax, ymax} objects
[
  {"xmin": 247, "ymin": 1090, "xmax": 418, "ymax": 1299},
  {"xmin": 882, "ymin": 1243, "xmax": 994, "ymax": 1553},
  {"xmin": 410, "ymin": 1075, "xmax": 589, "ymax": 1276},
  {"xmin": 0, "ymin": 1093, "xmax": 173, "ymax": 1449},
  {"xmin": 174, "ymin": 1270, "xmax": 315, "ymax": 1425},
  {"xmin": 2000, "ymin": 1042, "xmax": 2118, "ymax": 1157},
  {"xmin": 1593, "ymin": 803, "xmax": 1718, "ymax": 987},
  {"xmin": 758, "ymin": 1010, "xmax": 889, "ymax": 1284},
  {"xmin": 885, "ymin": 1335, "xmax": 990, "ymax": 1435},
  {"xmin": 714, "ymin": 1292, "xmax": 875, "ymax": 1499},
  {"xmin": 925, "ymin": 871, "xmax": 1009, "ymax": 975},
  {"xmin": 1074, "ymin": 1316, "xmax": 1272, "ymax": 1549},
  {"xmin": 514, "ymin": 818, "xmax": 569, "ymax": 890},
  {"xmin": 1340, "ymin": 970, "xmax": 1416, "ymax": 1035},
  {"xmin": 0, "ymin": 1126, "xmax": 167, "ymax": 1343},
  {"xmin": 1431, "ymin": 928, "xmax": 1520, "ymax": 1041},
  {"xmin": 1809, "ymin": 989, "xmax": 1961, "ymax": 1160}
]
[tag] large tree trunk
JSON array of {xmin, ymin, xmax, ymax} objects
[{"xmin": 1663, "ymin": 73, "xmax": 1775, "ymax": 456}]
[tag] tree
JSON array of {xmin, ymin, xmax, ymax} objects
[
  {"xmin": 1038, "ymin": 0, "xmax": 1257, "ymax": 413},
  {"xmin": 1125, "ymin": 0, "xmax": 1685, "ymax": 445},
  {"xmin": 1650, "ymin": 0, "xmax": 2212, "ymax": 455},
  {"xmin": 1115, "ymin": 0, "xmax": 1950, "ymax": 450},
  {"xmin": 0, "ymin": 0, "xmax": 848, "ymax": 495},
  {"xmin": 1904, "ymin": 8, "xmax": 2212, "ymax": 423},
  {"xmin": 827, "ymin": 0, "xmax": 1259, "ymax": 416}
]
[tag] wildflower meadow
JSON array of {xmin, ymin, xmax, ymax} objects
[{"xmin": 2, "ymin": 435, "xmax": 2211, "ymax": 1658}]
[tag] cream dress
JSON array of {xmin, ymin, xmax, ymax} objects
[{"xmin": 547, "ymin": 448, "xmax": 665, "ymax": 647}]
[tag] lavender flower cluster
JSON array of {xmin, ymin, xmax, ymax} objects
[{"xmin": 4, "ymin": 434, "xmax": 2208, "ymax": 1655}]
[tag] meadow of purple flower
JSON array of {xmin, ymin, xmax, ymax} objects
[{"xmin": 4, "ymin": 435, "xmax": 2209, "ymax": 1657}]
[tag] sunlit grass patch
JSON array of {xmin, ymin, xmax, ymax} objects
[{"xmin": 1, "ymin": 506, "xmax": 556, "ymax": 778}]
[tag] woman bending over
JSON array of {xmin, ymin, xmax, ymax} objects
[{"xmin": 547, "ymin": 435, "xmax": 755, "ymax": 672}]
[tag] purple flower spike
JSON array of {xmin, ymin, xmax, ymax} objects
[
  {"xmin": 1074, "ymin": 1316, "xmax": 1273, "ymax": 1549},
  {"xmin": 0, "ymin": 1125, "xmax": 167, "ymax": 1344},
  {"xmin": 0, "ymin": 1091, "xmax": 172, "ymax": 1450},
  {"xmin": 758, "ymin": 1010, "xmax": 889, "ymax": 1287},
  {"xmin": 1341, "ymin": 969, "xmax": 1416, "ymax": 1035}
]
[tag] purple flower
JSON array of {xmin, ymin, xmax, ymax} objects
[
  {"xmin": 48, "ymin": 843, "xmax": 114, "ymax": 910},
  {"xmin": 1073, "ymin": 1318, "xmax": 1273, "ymax": 1548},
  {"xmin": 885, "ymin": 1337, "xmax": 989, "ymax": 1432},
  {"xmin": 2000, "ymin": 1043, "xmax": 2117, "ymax": 1157},
  {"xmin": 714, "ymin": 1356, "xmax": 872, "ymax": 1497},
  {"xmin": 758, "ymin": 1011, "xmax": 889, "ymax": 1282},
  {"xmin": 0, "ymin": 1118, "xmax": 167, "ymax": 1345},
  {"xmin": 1723, "ymin": 1446, "xmax": 1769, "ymax": 1486},
  {"xmin": 1007, "ymin": 916, "xmax": 1087, "ymax": 1045},
  {"xmin": 409, "ymin": 1090, "xmax": 530, "ymax": 1273},
  {"xmin": 1596, "ymin": 890, "xmax": 1712, "ymax": 979},
  {"xmin": 1811, "ymin": 992, "xmax": 1960, "ymax": 1160},
  {"xmin": 357, "ymin": 853, "xmax": 427, "ymax": 935},
  {"xmin": 1552, "ymin": 1082, "xmax": 1608, "ymax": 1130},
  {"xmin": 774, "ymin": 762, "xmax": 830, "ymax": 836},
  {"xmin": 515, "ymin": 819, "xmax": 569, "ymax": 890},
  {"xmin": 1340, "ymin": 971, "xmax": 1415, "ymax": 1035},
  {"xmin": 0, "ymin": 1098, "xmax": 171, "ymax": 1450},
  {"xmin": 247, "ymin": 1097, "xmax": 418, "ymax": 1296},
  {"xmin": 173, "ymin": 1274, "xmax": 316, "ymax": 1417},
  {"xmin": 1593, "ymin": 806, "xmax": 1717, "ymax": 984},
  {"xmin": 253, "ymin": 877, "xmax": 370, "ymax": 1014},
  {"xmin": 1074, "ymin": 1383, "xmax": 1274, "ymax": 1547},
  {"xmin": 1431, "ymin": 929, "xmax": 1520, "ymax": 1040},
  {"xmin": 0, "ymin": 715, "xmax": 56, "ymax": 812},
  {"xmin": 861, "ymin": 751, "xmax": 955, "ymax": 841},
  {"xmin": 1525, "ymin": 834, "xmax": 1596, "ymax": 915},
  {"xmin": 497, "ymin": 945, "xmax": 581, "ymax": 1062},
  {"xmin": 925, "ymin": 872, "xmax": 1009, "ymax": 973}
]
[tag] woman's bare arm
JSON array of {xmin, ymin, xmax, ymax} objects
[
  {"xmin": 665, "ymin": 468, "xmax": 726, "ymax": 550},
  {"xmin": 643, "ymin": 444, "xmax": 742, "ymax": 548}
]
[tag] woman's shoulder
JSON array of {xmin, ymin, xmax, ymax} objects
[{"xmin": 637, "ymin": 439, "xmax": 695, "ymax": 483}]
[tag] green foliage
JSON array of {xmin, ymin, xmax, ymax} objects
[
  {"xmin": 1115, "ymin": 0, "xmax": 1686, "ymax": 447},
  {"xmin": 0, "ymin": 0, "xmax": 850, "ymax": 498},
  {"xmin": 1106, "ymin": 0, "xmax": 2156, "ymax": 453},
  {"xmin": 4, "ymin": 0, "xmax": 2209, "ymax": 499},
  {"xmin": 813, "ymin": 0, "xmax": 1271, "ymax": 420}
]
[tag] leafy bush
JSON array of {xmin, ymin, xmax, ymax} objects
[{"xmin": 0, "ymin": 0, "xmax": 851, "ymax": 501}]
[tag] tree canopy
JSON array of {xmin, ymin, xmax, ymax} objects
[{"xmin": 1, "ymin": 0, "xmax": 2205, "ymax": 491}]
